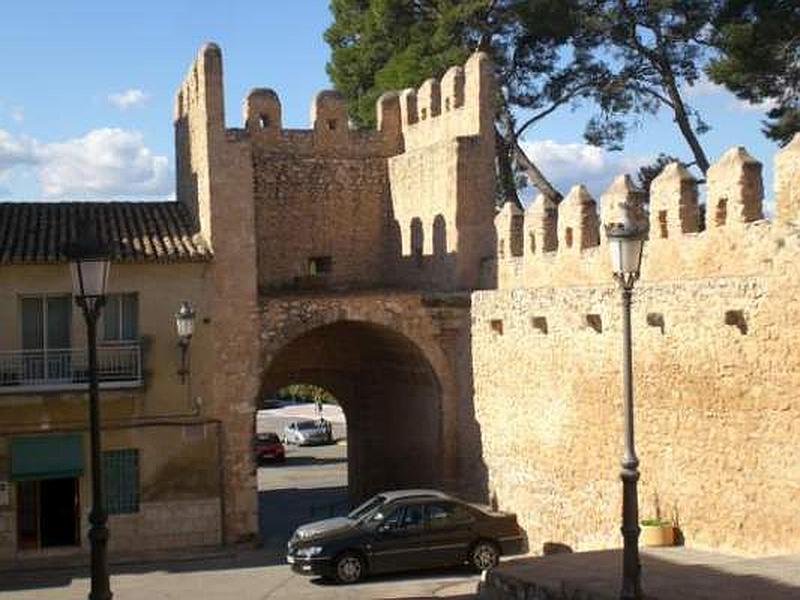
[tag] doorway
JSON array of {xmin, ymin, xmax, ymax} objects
[{"xmin": 17, "ymin": 477, "xmax": 80, "ymax": 550}]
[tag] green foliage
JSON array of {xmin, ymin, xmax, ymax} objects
[
  {"xmin": 325, "ymin": 1, "xmax": 800, "ymax": 194},
  {"xmin": 325, "ymin": 0, "xmax": 486, "ymax": 128},
  {"xmin": 277, "ymin": 384, "xmax": 338, "ymax": 405},
  {"xmin": 708, "ymin": 0, "xmax": 800, "ymax": 145},
  {"xmin": 641, "ymin": 517, "xmax": 673, "ymax": 527}
]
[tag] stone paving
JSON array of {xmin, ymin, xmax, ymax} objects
[
  {"xmin": 478, "ymin": 547, "xmax": 800, "ymax": 599},
  {"xmin": 0, "ymin": 548, "xmax": 479, "ymax": 600}
]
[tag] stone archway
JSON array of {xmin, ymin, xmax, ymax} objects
[{"xmin": 261, "ymin": 320, "xmax": 443, "ymax": 502}]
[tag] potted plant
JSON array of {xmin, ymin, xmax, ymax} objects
[{"xmin": 639, "ymin": 517, "xmax": 676, "ymax": 547}]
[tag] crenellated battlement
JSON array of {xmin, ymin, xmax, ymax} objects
[
  {"xmin": 398, "ymin": 52, "xmax": 494, "ymax": 152},
  {"xmin": 495, "ymin": 137, "xmax": 800, "ymax": 289}
]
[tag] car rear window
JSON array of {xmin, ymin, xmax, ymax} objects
[{"xmin": 257, "ymin": 433, "xmax": 279, "ymax": 443}]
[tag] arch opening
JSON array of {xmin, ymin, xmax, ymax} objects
[{"xmin": 261, "ymin": 320, "xmax": 443, "ymax": 503}]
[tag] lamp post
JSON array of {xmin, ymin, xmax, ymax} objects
[
  {"xmin": 606, "ymin": 216, "xmax": 646, "ymax": 600},
  {"xmin": 66, "ymin": 230, "xmax": 112, "ymax": 600},
  {"xmin": 175, "ymin": 301, "xmax": 195, "ymax": 383}
]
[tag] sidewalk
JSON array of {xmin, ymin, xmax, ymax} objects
[
  {"xmin": 0, "ymin": 543, "xmax": 237, "ymax": 575},
  {"xmin": 478, "ymin": 547, "xmax": 800, "ymax": 599}
]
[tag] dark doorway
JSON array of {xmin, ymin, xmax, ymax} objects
[{"xmin": 16, "ymin": 477, "xmax": 80, "ymax": 549}]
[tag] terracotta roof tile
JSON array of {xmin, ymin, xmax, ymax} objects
[{"xmin": 0, "ymin": 201, "xmax": 211, "ymax": 264}]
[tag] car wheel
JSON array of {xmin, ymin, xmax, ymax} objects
[
  {"xmin": 334, "ymin": 551, "xmax": 365, "ymax": 584},
  {"xmin": 469, "ymin": 540, "xmax": 500, "ymax": 572}
]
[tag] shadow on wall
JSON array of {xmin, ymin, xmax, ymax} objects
[
  {"xmin": 385, "ymin": 211, "xmax": 498, "ymax": 293},
  {"xmin": 174, "ymin": 114, "xmax": 201, "ymax": 234},
  {"xmin": 452, "ymin": 319, "xmax": 490, "ymax": 504}
]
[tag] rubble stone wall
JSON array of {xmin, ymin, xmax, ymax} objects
[{"xmin": 474, "ymin": 138, "xmax": 800, "ymax": 556}]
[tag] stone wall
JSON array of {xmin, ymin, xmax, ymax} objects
[
  {"xmin": 175, "ymin": 44, "xmax": 261, "ymax": 543},
  {"xmin": 388, "ymin": 52, "xmax": 497, "ymax": 291},
  {"xmin": 253, "ymin": 151, "xmax": 391, "ymax": 291},
  {"xmin": 473, "ymin": 138, "xmax": 800, "ymax": 557},
  {"xmin": 108, "ymin": 498, "xmax": 220, "ymax": 552},
  {"xmin": 257, "ymin": 291, "xmax": 483, "ymax": 499}
]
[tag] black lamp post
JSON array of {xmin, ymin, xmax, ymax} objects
[
  {"xmin": 606, "ymin": 215, "xmax": 646, "ymax": 600},
  {"xmin": 66, "ymin": 230, "xmax": 113, "ymax": 600},
  {"xmin": 175, "ymin": 301, "xmax": 195, "ymax": 383}
]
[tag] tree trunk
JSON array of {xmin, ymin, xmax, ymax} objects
[
  {"xmin": 510, "ymin": 135, "xmax": 563, "ymax": 204},
  {"xmin": 662, "ymin": 69, "xmax": 711, "ymax": 175},
  {"xmin": 495, "ymin": 130, "xmax": 523, "ymax": 209},
  {"xmin": 497, "ymin": 107, "xmax": 563, "ymax": 204}
]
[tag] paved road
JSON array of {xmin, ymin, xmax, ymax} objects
[
  {"xmin": 0, "ymin": 551, "xmax": 479, "ymax": 599},
  {"xmin": 0, "ymin": 407, "xmax": 480, "ymax": 599}
]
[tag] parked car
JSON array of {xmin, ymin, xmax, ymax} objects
[
  {"xmin": 254, "ymin": 432, "xmax": 285, "ymax": 464},
  {"xmin": 283, "ymin": 419, "xmax": 333, "ymax": 446},
  {"xmin": 286, "ymin": 489, "xmax": 527, "ymax": 584}
]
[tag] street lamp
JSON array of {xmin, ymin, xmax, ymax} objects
[
  {"xmin": 606, "ymin": 215, "xmax": 646, "ymax": 600},
  {"xmin": 175, "ymin": 301, "xmax": 195, "ymax": 383},
  {"xmin": 66, "ymin": 227, "xmax": 113, "ymax": 600}
]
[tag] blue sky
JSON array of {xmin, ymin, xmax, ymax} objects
[{"xmin": 0, "ymin": 1, "xmax": 782, "ymax": 206}]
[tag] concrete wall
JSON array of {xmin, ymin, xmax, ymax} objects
[
  {"xmin": 472, "ymin": 140, "xmax": 800, "ymax": 557},
  {"xmin": 0, "ymin": 261, "xmax": 211, "ymax": 419},
  {"xmin": 0, "ymin": 260, "xmax": 224, "ymax": 558},
  {"xmin": 0, "ymin": 423, "xmax": 222, "ymax": 559}
]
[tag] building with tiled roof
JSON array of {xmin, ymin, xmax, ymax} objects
[{"xmin": 0, "ymin": 201, "xmax": 210, "ymax": 264}]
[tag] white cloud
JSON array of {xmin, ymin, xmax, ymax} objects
[
  {"xmin": 729, "ymin": 97, "xmax": 778, "ymax": 114},
  {"xmin": 108, "ymin": 88, "xmax": 150, "ymax": 110},
  {"xmin": 0, "ymin": 127, "xmax": 171, "ymax": 198},
  {"xmin": 10, "ymin": 107, "xmax": 23, "ymax": 123},
  {"xmin": 682, "ymin": 75, "xmax": 725, "ymax": 99},
  {"xmin": 519, "ymin": 139, "xmax": 651, "ymax": 199},
  {"xmin": 683, "ymin": 75, "xmax": 778, "ymax": 114},
  {"xmin": 0, "ymin": 129, "xmax": 38, "ymax": 173}
]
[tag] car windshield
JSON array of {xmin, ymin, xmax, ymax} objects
[
  {"xmin": 296, "ymin": 421, "xmax": 320, "ymax": 430},
  {"xmin": 347, "ymin": 495, "xmax": 386, "ymax": 521}
]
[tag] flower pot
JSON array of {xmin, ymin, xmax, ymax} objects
[{"xmin": 640, "ymin": 524, "xmax": 675, "ymax": 547}]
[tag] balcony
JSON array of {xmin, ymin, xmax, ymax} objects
[{"xmin": 0, "ymin": 343, "xmax": 143, "ymax": 394}]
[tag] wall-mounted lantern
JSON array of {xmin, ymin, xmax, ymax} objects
[{"xmin": 175, "ymin": 301, "xmax": 196, "ymax": 383}]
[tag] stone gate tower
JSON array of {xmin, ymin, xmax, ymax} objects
[{"xmin": 173, "ymin": 43, "xmax": 498, "ymax": 542}]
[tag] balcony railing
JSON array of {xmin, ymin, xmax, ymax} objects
[{"xmin": 0, "ymin": 343, "xmax": 143, "ymax": 393}]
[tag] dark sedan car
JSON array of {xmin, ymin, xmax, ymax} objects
[{"xmin": 286, "ymin": 489, "xmax": 526, "ymax": 584}]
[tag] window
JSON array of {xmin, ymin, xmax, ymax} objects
[
  {"xmin": 20, "ymin": 295, "xmax": 71, "ymax": 381},
  {"xmin": 20, "ymin": 295, "xmax": 71, "ymax": 350},
  {"xmin": 308, "ymin": 256, "xmax": 333, "ymax": 276},
  {"xmin": 658, "ymin": 210, "xmax": 668, "ymax": 239},
  {"xmin": 426, "ymin": 502, "xmax": 474, "ymax": 529},
  {"xmin": 102, "ymin": 293, "xmax": 138, "ymax": 342},
  {"xmin": 382, "ymin": 504, "xmax": 425, "ymax": 530},
  {"xmin": 103, "ymin": 449, "xmax": 139, "ymax": 515},
  {"xmin": 401, "ymin": 504, "xmax": 424, "ymax": 529}
]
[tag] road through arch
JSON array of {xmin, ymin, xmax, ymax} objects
[{"xmin": 261, "ymin": 320, "xmax": 443, "ymax": 502}]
